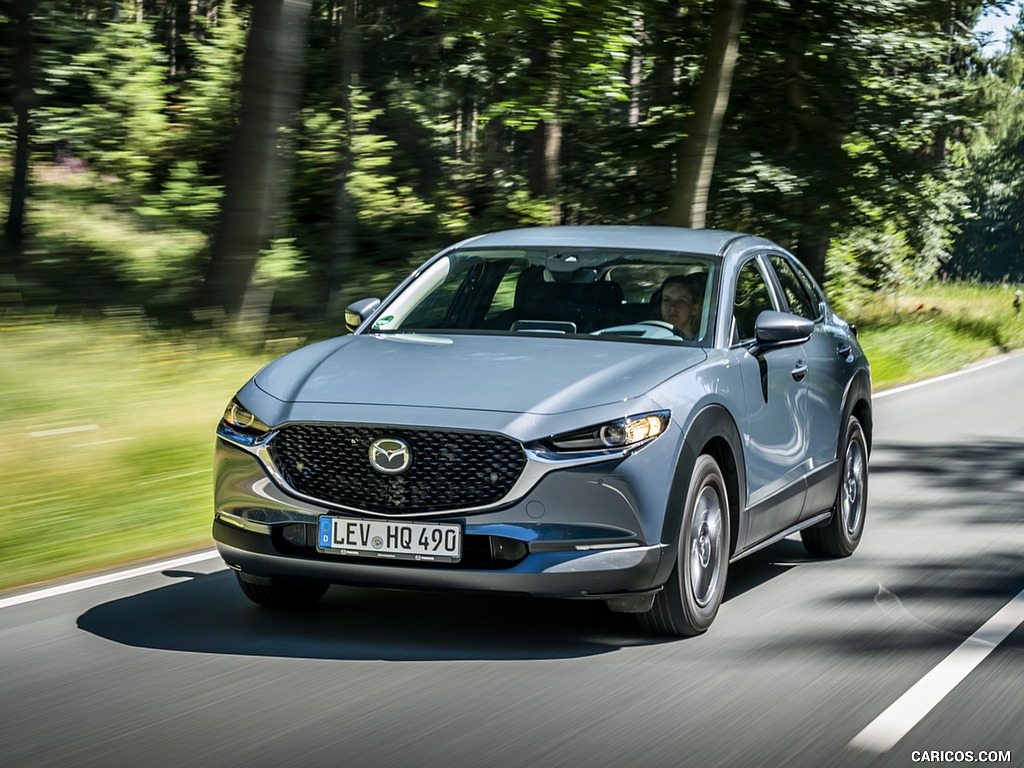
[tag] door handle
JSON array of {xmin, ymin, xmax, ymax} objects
[
  {"xmin": 836, "ymin": 344, "xmax": 852, "ymax": 359},
  {"xmin": 791, "ymin": 362, "xmax": 808, "ymax": 382}
]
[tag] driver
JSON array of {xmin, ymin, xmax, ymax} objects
[{"xmin": 659, "ymin": 275, "xmax": 702, "ymax": 339}]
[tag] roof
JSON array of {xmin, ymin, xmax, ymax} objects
[{"xmin": 454, "ymin": 225, "xmax": 758, "ymax": 257}]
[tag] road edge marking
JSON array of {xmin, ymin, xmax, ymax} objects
[
  {"xmin": 848, "ymin": 585, "xmax": 1024, "ymax": 753},
  {"xmin": 0, "ymin": 550, "xmax": 222, "ymax": 610},
  {"xmin": 874, "ymin": 353, "xmax": 1018, "ymax": 399}
]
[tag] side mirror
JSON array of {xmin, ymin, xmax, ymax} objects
[
  {"xmin": 345, "ymin": 298, "xmax": 381, "ymax": 333},
  {"xmin": 750, "ymin": 310, "xmax": 813, "ymax": 356}
]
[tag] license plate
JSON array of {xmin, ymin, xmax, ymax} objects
[{"xmin": 317, "ymin": 517, "xmax": 462, "ymax": 563}]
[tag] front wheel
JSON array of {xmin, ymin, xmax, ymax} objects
[
  {"xmin": 801, "ymin": 416, "xmax": 868, "ymax": 558},
  {"xmin": 639, "ymin": 454, "xmax": 730, "ymax": 637},
  {"xmin": 234, "ymin": 572, "xmax": 329, "ymax": 609}
]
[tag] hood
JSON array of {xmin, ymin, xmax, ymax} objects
[{"xmin": 254, "ymin": 333, "xmax": 706, "ymax": 416}]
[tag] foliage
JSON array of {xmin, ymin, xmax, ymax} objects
[
  {"xmin": 949, "ymin": 16, "xmax": 1024, "ymax": 280},
  {"xmin": 0, "ymin": 0, "xmax": 1022, "ymax": 325},
  {"xmin": 33, "ymin": 13, "xmax": 170, "ymax": 196},
  {"xmin": 713, "ymin": 0, "xmax": 988, "ymax": 283},
  {"xmin": 173, "ymin": 0, "xmax": 249, "ymax": 178}
]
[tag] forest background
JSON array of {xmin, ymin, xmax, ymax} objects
[
  {"xmin": 2, "ymin": 0, "xmax": 1024, "ymax": 327},
  {"xmin": 1, "ymin": 0, "xmax": 1024, "ymax": 588}
]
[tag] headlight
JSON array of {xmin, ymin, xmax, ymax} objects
[
  {"xmin": 543, "ymin": 411, "xmax": 670, "ymax": 453},
  {"xmin": 217, "ymin": 398, "xmax": 272, "ymax": 445}
]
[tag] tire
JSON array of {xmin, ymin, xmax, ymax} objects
[
  {"xmin": 639, "ymin": 454, "xmax": 730, "ymax": 637},
  {"xmin": 801, "ymin": 416, "xmax": 868, "ymax": 558},
  {"xmin": 234, "ymin": 572, "xmax": 329, "ymax": 609}
]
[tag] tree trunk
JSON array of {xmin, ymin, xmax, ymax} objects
[
  {"xmin": 199, "ymin": 0, "xmax": 312, "ymax": 325},
  {"xmin": 2, "ymin": 0, "xmax": 36, "ymax": 275},
  {"xmin": 795, "ymin": 236, "xmax": 829, "ymax": 286},
  {"xmin": 666, "ymin": 0, "xmax": 745, "ymax": 229},
  {"xmin": 645, "ymin": 4, "xmax": 684, "ymax": 203},
  {"xmin": 526, "ymin": 35, "xmax": 561, "ymax": 225},
  {"xmin": 528, "ymin": 120, "xmax": 561, "ymax": 200},
  {"xmin": 628, "ymin": 14, "xmax": 644, "ymax": 127},
  {"xmin": 326, "ymin": 0, "xmax": 362, "ymax": 319},
  {"xmin": 783, "ymin": 0, "xmax": 831, "ymax": 284}
]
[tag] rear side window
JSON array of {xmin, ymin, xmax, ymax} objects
[{"xmin": 769, "ymin": 254, "xmax": 819, "ymax": 321}]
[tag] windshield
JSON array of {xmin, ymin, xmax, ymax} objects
[{"xmin": 368, "ymin": 247, "xmax": 720, "ymax": 345}]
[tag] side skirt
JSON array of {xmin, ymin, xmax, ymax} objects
[{"xmin": 729, "ymin": 510, "xmax": 832, "ymax": 563}]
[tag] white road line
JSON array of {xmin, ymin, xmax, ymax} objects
[
  {"xmin": 849, "ymin": 586, "xmax": 1024, "ymax": 753},
  {"xmin": 29, "ymin": 424, "xmax": 99, "ymax": 437},
  {"xmin": 137, "ymin": 468, "xmax": 212, "ymax": 485},
  {"xmin": 0, "ymin": 550, "xmax": 222, "ymax": 610},
  {"xmin": 874, "ymin": 354, "xmax": 1015, "ymax": 399}
]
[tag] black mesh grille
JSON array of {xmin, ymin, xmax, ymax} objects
[{"xmin": 268, "ymin": 424, "xmax": 527, "ymax": 515}]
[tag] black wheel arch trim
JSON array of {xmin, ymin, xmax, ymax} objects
[
  {"xmin": 655, "ymin": 403, "xmax": 746, "ymax": 586},
  {"xmin": 840, "ymin": 368, "xmax": 873, "ymax": 458}
]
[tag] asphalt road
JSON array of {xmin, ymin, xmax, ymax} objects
[{"xmin": 3, "ymin": 351, "xmax": 1023, "ymax": 768}]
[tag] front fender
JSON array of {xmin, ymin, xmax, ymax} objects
[{"xmin": 653, "ymin": 403, "xmax": 746, "ymax": 586}]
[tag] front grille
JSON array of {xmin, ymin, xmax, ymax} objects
[{"xmin": 268, "ymin": 424, "xmax": 527, "ymax": 515}]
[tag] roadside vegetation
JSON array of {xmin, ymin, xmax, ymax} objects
[
  {"xmin": 0, "ymin": 318, "xmax": 276, "ymax": 591},
  {"xmin": 852, "ymin": 283, "xmax": 1024, "ymax": 387}
]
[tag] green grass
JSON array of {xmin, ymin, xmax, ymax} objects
[
  {"xmin": 0, "ymin": 317, "xmax": 274, "ymax": 591},
  {"xmin": 849, "ymin": 282, "xmax": 1024, "ymax": 389},
  {"xmin": 2, "ymin": 280, "xmax": 1022, "ymax": 592}
]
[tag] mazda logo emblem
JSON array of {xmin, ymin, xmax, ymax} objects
[{"xmin": 369, "ymin": 437, "xmax": 412, "ymax": 475}]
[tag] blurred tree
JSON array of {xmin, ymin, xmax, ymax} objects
[
  {"xmin": 951, "ymin": 6, "xmax": 1024, "ymax": 280},
  {"xmin": 2, "ymin": 0, "xmax": 1021, "ymax": 324},
  {"xmin": 325, "ymin": 0, "xmax": 361, "ymax": 317},
  {"xmin": 714, "ymin": 0, "xmax": 990, "ymax": 284},
  {"xmin": 1, "ymin": 0, "xmax": 37, "ymax": 272},
  {"xmin": 666, "ymin": 0, "xmax": 744, "ymax": 228},
  {"xmin": 173, "ymin": 0, "xmax": 247, "ymax": 179},
  {"xmin": 199, "ymin": 0, "xmax": 312, "ymax": 324}
]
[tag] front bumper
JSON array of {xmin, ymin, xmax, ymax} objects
[
  {"xmin": 213, "ymin": 437, "xmax": 672, "ymax": 608},
  {"xmin": 214, "ymin": 518, "xmax": 665, "ymax": 605}
]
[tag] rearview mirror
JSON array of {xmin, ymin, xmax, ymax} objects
[
  {"xmin": 750, "ymin": 310, "xmax": 813, "ymax": 356},
  {"xmin": 345, "ymin": 298, "xmax": 381, "ymax": 333}
]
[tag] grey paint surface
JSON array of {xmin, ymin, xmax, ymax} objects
[{"xmin": 252, "ymin": 333, "xmax": 708, "ymax": 416}]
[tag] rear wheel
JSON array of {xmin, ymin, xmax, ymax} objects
[
  {"xmin": 801, "ymin": 416, "xmax": 868, "ymax": 558},
  {"xmin": 234, "ymin": 572, "xmax": 329, "ymax": 609},
  {"xmin": 639, "ymin": 454, "xmax": 730, "ymax": 637}
]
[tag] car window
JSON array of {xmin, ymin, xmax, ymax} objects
[
  {"xmin": 397, "ymin": 256, "xmax": 529, "ymax": 329},
  {"xmin": 769, "ymin": 254, "xmax": 819, "ymax": 321},
  {"xmin": 789, "ymin": 256, "xmax": 828, "ymax": 312},
  {"xmin": 372, "ymin": 247, "xmax": 719, "ymax": 345},
  {"xmin": 732, "ymin": 258, "xmax": 777, "ymax": 345},
  {"xmin": 609, "ymin": 265, "xmax": 689, "ymax": 304},
  {"xmin": 400, "ymin": 258, "xmax": 480, "ymax": 328},
  {"xmin": 486, "ymin": 260, "xmax": 528, "ymax": 316}
]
